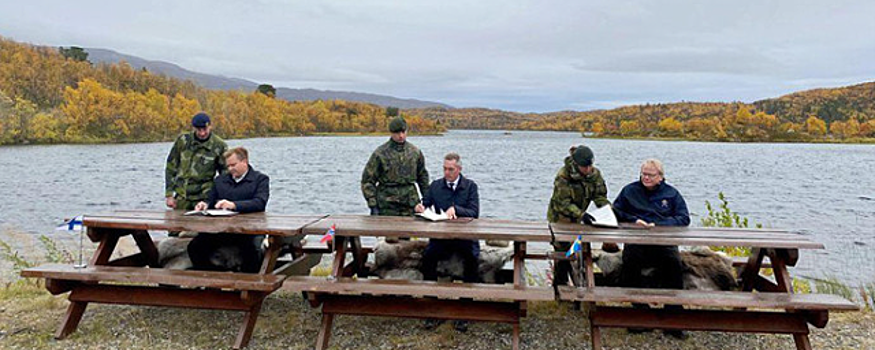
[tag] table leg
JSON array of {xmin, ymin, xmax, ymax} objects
[
  {"xmin": 131, "ymin": 230, "xmax": 160, "ymax": 267},
  {"xmin": 513, "ymin": 242, "xmax": 526, "ymax": 288},
  {"xmin": 55, "ymin": 300, "xmax": 87, "ymax": 339},
  {"xmin": 89, "ymin": 232, "xmax": 120, "ymax": 266},
  {"xmin": 331, "ymin": 236, "xmax": 348, "ymax": 278},
  {"xmin": 740, "ymin": 248, "xmax": 765, "ymax": 292},
  {"xmin": 771, "ymin": 249, "xmax": 813, "ymax": 350},
  {"xmin": 260, "ymin": 236, "xmax": 282, "ymax": 274},
  {"xmin": 512, "ymin": 322, "xmax": 520, "ymax": 350},
  {"xmin": 583, "ymin": 243, "xmax": 601, "ymax": 350},
  {"xmin": 349, "ymin": 236, "xmax": 366, "ymax": 277},
  {"xmin": 57, "ymin": 228, "xmax": 124, "ymax": 339},
  {"xmin": 234, "ymin": 299, "xmax": 264, "ymax": 350},
  {"xmin": 315, "ymin": 313, "xmax": 335, "ymax": 350}
]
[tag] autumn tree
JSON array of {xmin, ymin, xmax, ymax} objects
[
  {"xmin": 59, "ymin": 46, "xmax": 89, "ymax": 63},
  {"xmin": 256, "ymin": 84, "xmax": 276, "ymax": 98}
]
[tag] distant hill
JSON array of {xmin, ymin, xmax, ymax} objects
[
  {"xmin": 408, "ymin": 82, "xmax": 875, "ymax": 141},
  {"xmin": 84, "ymin": 48, "xmax": 451, "ymax": 109}
]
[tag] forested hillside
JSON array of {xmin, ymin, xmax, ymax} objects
[{"xmin": 0, "ymin": 38, "xmax": 443, "ymax": 145}]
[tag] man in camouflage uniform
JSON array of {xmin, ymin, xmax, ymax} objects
[
  {"xmin": 165, "ymin": 112, "xmax": 228, "ymax": 214},
  {"xmin": 361, "ymin": 116, "xmax": 429, "ymax": 217},
  {"xmin": 547, "ymin": 145, "xmax": 610, "ymax": 286}
]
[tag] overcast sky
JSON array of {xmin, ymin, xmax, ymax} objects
[{"xmin": 1, "ymin": 0, "xmax": 873, "ymax": 112}]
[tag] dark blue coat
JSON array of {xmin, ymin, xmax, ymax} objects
[
  {"xmin": 421, "ymin": 174, "xmax": 480, "ymax": 256},
  {"xmin": 612, "ymin": 181, "xmax": 690, "ymax": 226},
  {"xmin": 421, "ymin": 174, "xmax": 479, "ymax": 219},
  {"xmin": 207, "ymin": 165, "xmax": 270, "ymax": 213}
]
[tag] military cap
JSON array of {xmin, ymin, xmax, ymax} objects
[
  {"xmin": 388, "ymin": 116, "xmax": 407, "ymax": 133},
  {"xmin": 572, "ymin": 145, "xmax": 594, "ymax": 167},
  {"xmin": 191, "ymin": 112, "xmax": 211, "ymax": 127}
]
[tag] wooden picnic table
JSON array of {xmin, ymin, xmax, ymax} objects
[
  {"xmin": 21, "ymin": 210, "xmax": 326, "ymax": 349},
  {"xmin": 291, "ymin": 214, "xmax": 556, "ymax": 350},
  {"xmin": 550, "ymin": 222, "xmax": 857, "ymax": 350}
]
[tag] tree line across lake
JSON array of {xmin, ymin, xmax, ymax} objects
[{"xmin": 2, "ymin": 36, "xmax": 874, "ymax": 145}]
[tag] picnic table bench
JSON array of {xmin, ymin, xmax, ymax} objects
[
  {"xmin": 550, "ymin": 223, "xmax": 859, "ymax": 350},
  {"xmin": 283, "ymin": 214, "xmax": 557, "ymax": 350},
  {"xmin": 20, "ymin": 210, "xmax": 326, "ymax": 349}
]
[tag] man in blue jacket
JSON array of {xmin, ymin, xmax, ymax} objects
[
  {"xmin": 188, "ymin": 147, "xmax": 270, "ymax": 273},
  {"xmin": 613, "ymin": 158, "xmax": 689, "ymax": 338},
  {"xmin": 415, "ymin": 152, "xmax": 480, "ymax": 332}
]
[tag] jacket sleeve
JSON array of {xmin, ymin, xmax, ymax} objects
[
  {"xmin": 164, "ymin": 137, "xmax": 182, "ymax": 197},
  {"xmin": 612, "ymin": 187, "xmax": 638, "ymax": 223},
  {"xmin": 550, "ymin": 177, "xmax": 584, "ymax": 222},
  {"xmin": 416, "ymin": 150, "xmax": 430, "ymax": 201},
  {"xmin": 656, "ymin": 191, "xmax": 691, "ymax": 226},
  {"xmin": 593, "ymin": 177, "xmax": 610, "ymax": 207},
  {"xmin": 421, "ymin": 182, "xmax": 434, "ymax": 209},
  {"xmin": 361, "ymin": 152, "xmax": 381, "ymax": 208},
  {"xmin": 234, "ymin": 174, "xmax": 270, "ymax": 213},
  {"xmin": 454, "ymin": 182, "xmax": 480, "ymax": 218},
  {"xmin": 215, "ymin": 141, "xmax": 228, "ymax": 176},
  {"xmin": 206, "ymin": 180, "xmax": 219, "ymax": 209}
]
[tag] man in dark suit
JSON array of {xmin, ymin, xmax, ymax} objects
[
  {"xmin": 415, "ymin": 152, "xmax": 480, "ymax": 331},
  {"xmin": 188, "ymin": 147, "xmax": 270, "ymax": 273}
]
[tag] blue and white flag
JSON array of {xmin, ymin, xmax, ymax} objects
[
  {"xmin": 56, "ymin": 215, "xmax": 84, "ymax": 233},
  {"xmin": 565, "ymin": 235, "xmax": 583, "ymax": 258}
]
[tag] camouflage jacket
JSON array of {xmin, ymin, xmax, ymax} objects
[
  {"xmin": 361, "ymin": 139, "xmax": 430, "ymax": 209},
  {"xmin": 164, "ymin": 132, "xmax": 228, "ymax": 201},
  {"xmin": 547, "ymin": 156, "xmax": 610, "ymax": 223}
]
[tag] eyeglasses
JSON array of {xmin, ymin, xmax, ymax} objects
[{"xmin": 640, "ymin": 172, "xmax": 661, "ymax": 179}]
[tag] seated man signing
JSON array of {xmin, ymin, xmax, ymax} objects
[
  {"xmin": 188, "ymin": 147, "xmax": 270, "ymax": 273},
  {"xmin": 414, "ymin": 152, "xmax": 480, "ymax": 332},
  {"xmin": 612, "ymin": 158, "xmax": 690, "ymax": 338}
]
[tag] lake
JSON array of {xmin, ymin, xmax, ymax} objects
[{"xmin": 2, "ymin": 130, "xmax": 873, "ymax": 285}]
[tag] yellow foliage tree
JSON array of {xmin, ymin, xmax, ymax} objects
[
  {"xmin": 657, "ymin": 117, "xmax": 684, "ymax": 136},
  {"xmin": 805, "ymin": 116, "xmax": 827, "ymax": 137}
]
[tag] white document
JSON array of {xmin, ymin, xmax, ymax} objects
[
  {"xmin": 184, "ymin": 209, "xmax": 238, "ymax": 217},
  {"xmin": 416, "ymin": 206, "xmax": 450, "ymax": 221},
  {"xmin": 584, "ymin": 202, "xmax": 618, "ymax": 228}
]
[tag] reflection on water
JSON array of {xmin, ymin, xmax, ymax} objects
[{"xmin": 3, "ymin": 130, "xmax": 874, "ymax": 284}]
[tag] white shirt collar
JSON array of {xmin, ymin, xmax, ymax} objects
[{"xmin": 233, "ymin": 169, "xmax": 249, "ymax": 183}]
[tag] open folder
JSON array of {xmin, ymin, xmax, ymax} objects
[
  {"xmin": 184, "ymin": 209, "xmax": 238, "ymax": 217},
  {"xmin": 415, "ymin": 206, "xmax": 450, "ymax": 221},
  {"xmin": 583, "ymin": 202, "xmax": 618, "ymax": 228}
]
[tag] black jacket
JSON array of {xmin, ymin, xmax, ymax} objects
[
  {"xmin": 612, "ymin": 180, "xmax": 690, "ymax": 226},
  {"xmin": 207, "ymin": 165, "xmax": 270, "ymax": 213},
  {"xmin": 421, "ymin": 174, "xmax": 479, "ymax": 218}
]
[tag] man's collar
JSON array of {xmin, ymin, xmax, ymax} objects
[
  {"xmin": 233, "ymin": 166, "xmax": 252, "ymax": 183},
  {"xmin": 445, "ymin": 174, "xmax": 463, "ymax": 187}
]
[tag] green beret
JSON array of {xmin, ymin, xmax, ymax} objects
[
  {"xmin": 572, "ymin": 146, "xmax": 594, "ymax": 167},
  {"xmin": 388, "ymin": 116, "xmax": 407, "ymax": 133}
]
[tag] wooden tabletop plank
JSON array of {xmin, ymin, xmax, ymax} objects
[
  {"xmin": 83, "ymin": 211, "xmax": 325, "ymax": 237},
  {"xmin": 303, "ymin": 215, "xmax": 553, "ymax": 242},
  {"xmin": 22, "ymin": 264, "xmax": 285, "ymax": 291},
  {"xmin": 551, "ymin": 223, "xmax": 823, "ymax": 249},
  {"xmin": 282, "ymin": 276, "xmax": 555, "ymax": 301}
]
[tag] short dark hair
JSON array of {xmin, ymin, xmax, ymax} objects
[
  {"xmin": 444, "ymin": 152, "xmax": 461, "ymax": 166},
  {"xmin": 224, "ymin": 147, "xmax": 248, "ymax": 161}
]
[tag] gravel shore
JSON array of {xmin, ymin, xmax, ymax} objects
[{"xmin": 1, "ymin": 284, "xmax": 871, "ymax": 350}]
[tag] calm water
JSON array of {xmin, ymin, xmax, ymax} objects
[{"xmin": 2, "ymin": 130, "xmax": 873, "ymax": 284}]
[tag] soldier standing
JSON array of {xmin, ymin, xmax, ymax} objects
[
  {"xmin": 165, "ymin": 112, "xmax": 228, "ymax": 214},
  {"xmin": 547, "ymin": 145, "xmax": 610, "ymax": 286},
  {"xmin": 361, "ymin": 116, "xmax": 429, "ymax": 217}
]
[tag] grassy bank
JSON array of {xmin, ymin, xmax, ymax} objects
[{"xmin": 0, "ymin": 280, "xmax": 872, "ymax": 350}]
